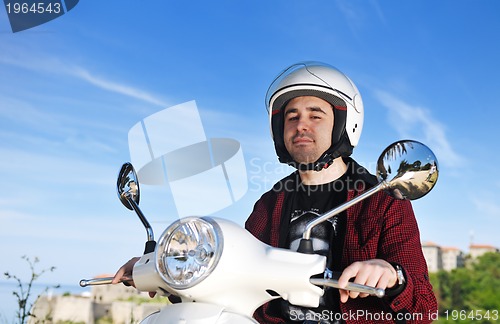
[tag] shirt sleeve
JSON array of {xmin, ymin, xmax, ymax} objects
[
  {"xmin": 379, "ymin": 198, "xmax": 438, "ymax": 323},
  {"xmin": 341, "ymin": 191, "xmax": 438, "ymax": 323}
]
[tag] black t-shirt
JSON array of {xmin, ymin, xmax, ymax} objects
[{"xmin": 281, "ymin": 170, "xmax": 350, "ymax": 323}]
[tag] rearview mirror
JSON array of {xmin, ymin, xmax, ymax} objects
[
  {"xmin": 299, "ymin": 140, "xmax": 439, "ymax": 253},
  {"xmin": 116, "ymin": 162, "xmax": 155, "ymax": 248},
  {"xmin": 377, "ymin": 140, "xmax": 438, "ymax": 200},
  {"xmin": 117, "ymin": 162, "xmax": 140, "ymax": 210}
]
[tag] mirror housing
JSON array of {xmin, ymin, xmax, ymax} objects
[
  {"xmin": 377, "ymin": 140, "xmax": 439, "ymax": 200},
  {"xmin": 117, "ymin": 162, "xmax": 140, "ymax": 210}
]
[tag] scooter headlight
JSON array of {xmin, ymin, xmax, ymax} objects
[{"xmin": 156, "ymin": 217, "xmax": 223, "ymax": 289}]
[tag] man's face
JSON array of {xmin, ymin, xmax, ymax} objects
[{"xmin": 283, "ymin": 96, "xmax": 334, "ymax": 165}]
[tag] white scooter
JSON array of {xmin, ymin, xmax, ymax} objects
[{"xmin": 80, "ymin": 140, "xmax": 438, "ymax": 323}]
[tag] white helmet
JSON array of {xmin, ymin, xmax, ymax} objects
[{"xmin": 265, "ymin": 61, "xmax": 364, "ymax": 171}]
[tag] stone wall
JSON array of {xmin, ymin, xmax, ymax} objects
[
  {"xmin": 110, "ymin": 301, "xmax": 164, "ymax": 324},
  {"xmin": 30, "ymin": 293, "xmax": 168, "ymax": 323},
  {"xmin": 29, "ymin": 295, "xmax": 93, "ymax": 324}
]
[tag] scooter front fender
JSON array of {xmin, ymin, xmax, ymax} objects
[{"xmin": 140, "ymin": 302, "xmax": 257, "ymax": 324}]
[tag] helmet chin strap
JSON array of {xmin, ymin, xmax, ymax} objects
[{"xmin": 289, "ymin": 152, "xmax": 336, "ymax": 172}]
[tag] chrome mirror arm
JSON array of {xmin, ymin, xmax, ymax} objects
[
  {"xmin": 298, "ymin": 140, "xmax": 439, "ymax": 254},
  {"xmin": 303, "ymin": 181, "xmax": 389, "ymax": 240},
  {"xmin": 297, "ymin": 181, "xmax": 390, "ymax": 253},
  {"xmin": 123, "ymin": 192, "xmax": 154, "ymax": 243}
]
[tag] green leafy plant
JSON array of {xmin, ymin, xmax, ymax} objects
[
  {"xmin": 121, "ymin": 294, "xmax": 170, "ymax": 305},
  {"xmin": 4, "ymin": 256, "xmax": 59, "ymax": 324},
  {"xmin": 430, "ymin": 252, "xmax": 500, "ymax": 323}
]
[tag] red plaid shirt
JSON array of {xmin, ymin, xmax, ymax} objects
[{"xmin": 245, "ymin": 160, "xmax": 437, "ymax": 324}]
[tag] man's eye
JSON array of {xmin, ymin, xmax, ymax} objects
[{"xmin": 288, "ymin": 116, "xmax": 299, "ymax": 121}]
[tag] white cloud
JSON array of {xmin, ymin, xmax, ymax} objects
[
  {"xmin": 0, "ymin": 146, "xmax": 117, "ymax": 193},
  {"xmin": 0, "ymin": 45, "xmax": 169, "ymax": 108},
  {"xmin": 374, "ymin": 90, "xmax": 463, "ymax": 168},
  {"xmin": 70, "ymin": 67, "xmax": 169, "ymax": 107},
  {"xmin": 334, "ymin": 0, "xmax": 388, "ymax": 39},
  {"xmin": 334, "ymin": 0, "xmax": 363, "ymax": 37},
  {"xmin": 0, "ymin": 95, "xmax": 62, "ymax": 129},
  {"xmin": 472, "ymin": 196, "xmax": 500, "ymax": 218}
]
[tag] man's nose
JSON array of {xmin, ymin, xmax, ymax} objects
[{"xmin": 296, "ymin": 116, "xmax": 310, "ymax": 131}]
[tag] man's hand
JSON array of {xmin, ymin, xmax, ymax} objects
[
  {"xmin": 112, "ymin": 256, "xmax": 158, "ymax": 298},
  {"xmin": 337, "ymin": 259, "xmax": 397, "ymax": 303},
  {"xmin": 112, "ymin": 256, "xmax": 140, "ymax": 285}
]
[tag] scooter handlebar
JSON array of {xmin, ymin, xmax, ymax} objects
[
  {"xmin": 309, "ymin": 278, "xmax": 385, "ymax": 298},
  {"xmin": 79, "ymin": 276, "xmax": 132, "ymax": 287}
]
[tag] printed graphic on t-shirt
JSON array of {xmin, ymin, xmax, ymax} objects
[{"xmin": 288, "ymin": 208, "xmax": 338, "ymax": 256}]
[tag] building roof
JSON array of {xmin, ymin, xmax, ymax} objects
[
  {"xmin": 470, "ymin": 244, "xmax": 498, "ymax": 249},
  {"xmin": 422, "ymin": 241, "xmax": 440, "ymax": 247},
  {"xmin": 441, "ymin": 246, "xmax": 461, "ymax": 251}
]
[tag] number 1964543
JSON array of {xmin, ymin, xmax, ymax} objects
[
  {"xmin": 444, "ymin": 309, "xmax": 498, "ymax": 321},
  {"xmin": 5, "ymin": 2, "xmax": 61, "ymax": 14}
]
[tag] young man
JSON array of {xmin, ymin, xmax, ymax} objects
[
  {"xmin": 113, "ymin": 62, "xmax": 437, "ymax": 323},
  {"xmin": 244, "ymin": 62, "xmax": 437, "ymax": 323}
]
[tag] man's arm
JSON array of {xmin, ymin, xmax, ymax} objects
[
  {"xmin": 378, "ymin": 199, "xmax": 437, "ymax": 317},
  {"xmin": 340, "ymin": 194, "xmax": 437, "ymax": 323}
]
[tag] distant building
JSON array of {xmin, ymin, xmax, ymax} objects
[
  {"xmin": 441, "ymin": 247, "xmax": 465, "ymax": 271},
  {"xmin": 422, "ymin": 241, "xmax": 442, "ymax": 272},
  {"xmin": 29, "ymin": 274, "xmax": 168, "ymax": 324},
  {"xmin": 91, "ymin": 274, "xmax": 142, "ymax": 304},
  {"xmin": 469, "ymin": 244, "xmax": 500, "ymax": 259},
  {"xmin": 422, "ymin": 241, "xmax": 499, "ymax": 273}
]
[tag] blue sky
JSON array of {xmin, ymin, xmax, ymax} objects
[{"xmin": 1, "ymin": 0, "xmax": 499, "ymax": 296}]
